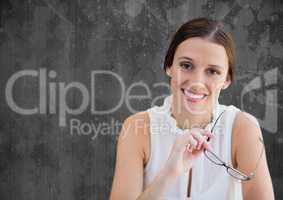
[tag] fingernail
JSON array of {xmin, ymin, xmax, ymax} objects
[{"xmin": 198, "ymin": 143, "xmax": 202, "ymax": 150}]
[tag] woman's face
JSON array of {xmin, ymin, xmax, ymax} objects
[{"xmin": 166, "ymin": 37, "xmax": 231, "ymax": 116}]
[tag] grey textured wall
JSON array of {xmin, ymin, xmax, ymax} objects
[{"xmin": 0, "ymin": 0, "xmax": 283, "ymax": 199}]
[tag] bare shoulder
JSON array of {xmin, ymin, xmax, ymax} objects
[
  {"xmin": 111, "ymin": 112, "xmax": 151, "ymax": 199},
  {"xmin": 118, "ymin": 111, "xmax": 150, "ymax": 164},
  {"xmin": 231, "ymin": 111, "xmax": 274, "ymax": 199},
  {"xmin": 233, "ymin": 110, "xmax": 262, "ymax": 138},
  {"xmin": 232, "ymin": 110, "xmax": 263, "ymax": 167},
  {"xmin": 123, "ymin": 111, "xmax": 150, "ymax": 128},
  {"xmin": 120, "ymin": 111, "xmax": 150, "ymax": 139}
]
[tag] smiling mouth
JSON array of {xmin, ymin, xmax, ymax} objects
[{"xmin": 181, "ymin": 88, "xmax": 208, "ymax": 102}]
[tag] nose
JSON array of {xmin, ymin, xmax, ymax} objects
[
  {"xmin": 183, "ymin": 69, "xmax": 208, "ymax": 94},
  {"xmin": 189, "ymin": 68, "xmax": 206, "ymax": 86}
]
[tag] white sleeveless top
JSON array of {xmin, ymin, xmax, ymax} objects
[{"xmin": 143, "ymin": 95, "xmax": 243, "ymax": 200}]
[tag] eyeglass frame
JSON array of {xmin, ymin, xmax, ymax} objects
[{"xmin": 204, "ymin": 110, "xmax": 265, "ymax": 181}]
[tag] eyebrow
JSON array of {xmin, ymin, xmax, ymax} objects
[{"xmin": 177, "ymin": 56, "xmax": 224, "ymax": 69}]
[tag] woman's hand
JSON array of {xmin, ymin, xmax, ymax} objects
[{"xmin": 163, "ymin": 128, "xmax": 213, "ymax": 178}]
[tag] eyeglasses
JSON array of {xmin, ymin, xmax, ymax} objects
[{"xmin": 204, "ymin": 111, "xmax": 265, "ymax": 181}]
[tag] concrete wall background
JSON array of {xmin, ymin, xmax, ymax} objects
[{"xmin": 0, "ymin": 0, "xmax": 283, "ymax": 199}]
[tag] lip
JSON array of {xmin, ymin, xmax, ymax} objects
[{"xmin": 181, "ymin": 88, "xmax": 208, "ymax": 103}]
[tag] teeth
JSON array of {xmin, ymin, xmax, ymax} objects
[{"xmin": 184, "ymin": 89, "xmax": 206, "ymax": 99}]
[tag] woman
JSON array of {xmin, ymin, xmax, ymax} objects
[{"xmin": 110, "ymin": 18, "xmax": 274, "ymax": 200}]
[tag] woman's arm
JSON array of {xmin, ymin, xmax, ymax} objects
[
  {"xmin": 233, "ymin": 111, "xmax": 275, "ymax": 200},
  {"xmin": 110, "ymin": 112, "xmax": 177, "ymax": 200},
  {"xmin": 110, "ymin": 112, "xmax": 212, "ymax": 200},
  {"xmin": 109, "ymin": 112, "xmax": 149, "ymax": 200}
]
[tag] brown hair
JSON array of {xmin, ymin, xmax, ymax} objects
[{"xmin": 163, "ymin": 17, "xmax": 236, "ymax": 82}]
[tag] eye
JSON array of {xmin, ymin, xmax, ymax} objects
[
  {"xmin": 207, "ymin": 68, "xmax": 221, "ymax": 75},
  {"xmin": 180, "ymin": 62, "xmax": 193, "ymax": 70}
]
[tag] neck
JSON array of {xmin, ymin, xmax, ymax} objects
[{"xmin": 170, "ymin": 98, "xmax": 214, "ymax": 130}]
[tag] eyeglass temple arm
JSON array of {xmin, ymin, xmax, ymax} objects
[
  {"xmin": 207, "ymin": 110, "xmax": 226, "ymax": 142},
  {"xmin": 231, "ymin": 137, "xmax": 265, "ymax": 179},
  {"xmin": 207, "ymin": 109, "xmax": 265, "ymax": 179},
  {"xmin": 249, "ymin": 137, "xmax": 265, "ymax": 176}
]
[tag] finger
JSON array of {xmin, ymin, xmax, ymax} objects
[
  {"xmin": 187, "ymin": 144, "xmax": 193, "ymax": 153},
  {"xmin": 203, "ymin": 131, "xmax": 213, "ymax": 138},
  {"xmin": 203, "ymin": 131, "xmax": 214, "ymax": 142},
  {"xmin": 182, "ymin": 132, "xmax": 198, "ymax": 152},
  {"xmin": 191, "ymin": 131, "xmax": 205, "ymax": 150},
  {"xmin": 202, "ymin": 140, "xmax": 212, "ymax": 151},
  {"xmin": 188, "ymin": 134, "xmax": 198, "ymax": 149},
  {"xmin": 178, "ymin": 130, "xmax": 197, "ymax": 145},
  {"xmin": 185, "ymin": 144, "xmax": 191, "ymax": 152},
  {"xmin": 174, "ymin": 132, "xmax": 196, "ymax": 152}
]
